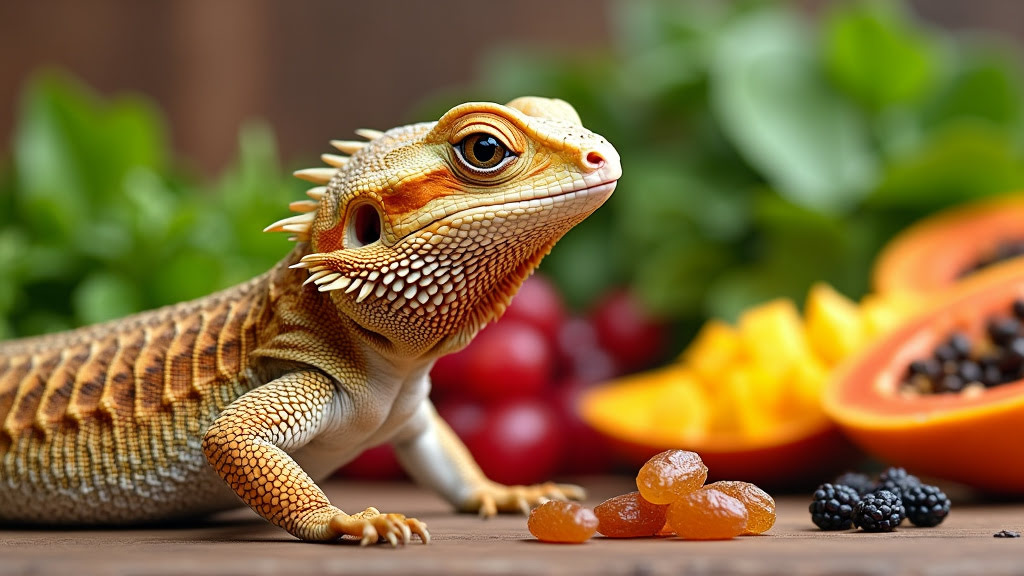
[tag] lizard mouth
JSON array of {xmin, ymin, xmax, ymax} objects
[
  {"xmin": 463, "ymin": 174, "xmax": 618, "ymax": 216},
  {"xmin": 402, "ymin": 175, "xmax": 620, "ymax": 243},
  {"xmin": 568, "ymin": 179, "xmax": 618, "ymax": 198}
]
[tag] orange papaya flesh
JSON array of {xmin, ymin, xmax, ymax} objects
[
  {"xmin": 826, "ymin": 258, "xmax": 1024, "ymax": 494},
  {"xmin": 873, "ymin": 194, "xmax": 1024, "ymax": 295}
]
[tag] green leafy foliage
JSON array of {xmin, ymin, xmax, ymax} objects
[
  {"xmin": 712, "ymin": 7, "xmax": 879, "ymax": 213},
  {"xmin": 824, "ymin": 1, "xmax": 936, "ymax": 110},
  {"xmin": 0, "ymin": 72, "xmax": 301, "ymax": 338}
]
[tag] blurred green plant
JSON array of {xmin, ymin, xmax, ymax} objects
[
  {"xmin": 0, "ymin": 73, "xmax": 302, "ymax": 339},
  {"xmin": 423, "ymin": 0, "xmax": 1024, "ymax": 331},
  {"xmin": 4, "ymin": 0, "xmax": 1024, "ymax": 347}
]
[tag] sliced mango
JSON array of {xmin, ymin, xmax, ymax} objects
[
  {"xmin": 651, "ymin": 378, "xmax": 710, "ymax": 441},
  {"xmin": 804, "ymin": 283, "xmax": 862, "ymax": 366},
  {"xmin": 683, "ymin": 319, "xmax": 742, "ymax": 381},
  {"xmin": 738, "ymin": 299, "xmax": 810, "ymax": 376},
  {"xmin": 714, "ymin": 364, "xmax": 778, "ymax": 439}
]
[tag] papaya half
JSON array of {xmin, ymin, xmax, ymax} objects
[
  {"xmin": 873, "ymin": 194, "xmax": 1024, "ymax": 295},
  {"xmin": 826, "ymin": 258, "xmax": 1024, "ymax": 494}
]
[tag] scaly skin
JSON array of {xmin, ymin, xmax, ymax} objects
[{"xmin": 0, "ymin": 97, "xmax": 621, "ymax": 545}]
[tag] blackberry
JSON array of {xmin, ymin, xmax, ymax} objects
[
  {"xmin": 833, "ymin": 472, "xmax": 875, "ymax": 497},
  {"xmin": 809, "ymin": 483, "xmax": 860, "ymax": 530},
  {"xmin": 902, "ymin": 484, "xmax": 951, "ymax": 527},
  {"xmin": 877, "ymin": 467, "xmax": 920, "ymax": 497},
  {"xmin": 853, "ymin": 489, "xmax": 905, "ymax": 532}
]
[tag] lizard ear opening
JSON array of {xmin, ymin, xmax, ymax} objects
[{"xmin": 346, "ymin": 202, "xmax": 382, "ymax": 248}]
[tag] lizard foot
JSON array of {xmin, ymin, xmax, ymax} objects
[
  {"xmin": 330, "ymin": 507, "xmax": 430, "ymax": 546},
  {"xmin": 463, "ymin": 481, "xmax": 586, "ymax": 518}
]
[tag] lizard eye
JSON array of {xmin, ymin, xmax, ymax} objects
[
  {"xmin": 346, "ymin": 203, "xmax": 382, "ymax": 248},
  {"xmin": 455, "ymin": 133, "xmax": 515, "ymax": 173}
]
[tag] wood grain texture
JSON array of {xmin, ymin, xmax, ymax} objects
[{"xmin": 0, "ymin": 480, "xmax": 1019, "ymax": 576}]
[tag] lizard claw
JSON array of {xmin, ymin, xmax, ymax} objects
[
  {"xmin": 359, "ymin": 524, "xmax": 379, "ymax": 547},
  {"xmin": 330, "ymin": 507, "xmax": 430, "ymax": 546},
  {"xmin": 464, "ymin": 481, "xmax": 586, "ymax": 518},
  {"xmin": 399, "ymin": 519, "xmax": 412, "ymax": 544},
  {"xmin": 408, "ymin": 518, "xmax": 431, "ymax": 545},
  {"xmin": 476, "ymin": 493, "xmax": 499, "ymax": 519}
]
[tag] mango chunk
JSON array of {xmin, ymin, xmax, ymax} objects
[
  {"xmin": 738, "ymin": 299, "xmax": 811, "ymax": 376},
  {"xmin": 860, "ymin": 292, "xmax": 919, "ymax": 340},
  {"xmin": 683, "ymin": 319, "xmax": 742, "ymax": 381},
  {"xmin": 710, "ymin": 364, "xmax": 778, "ymax": 438},
  {"xmin": 804, "ymin": 283, "xmax": 863, "ymax": 366},
  {"xmin": 651, "ymin": 380, "xmax": 710, "ymax": 442},
  {"xmin": 787, "ymin": 355, "xmax": 830, "ymax": 410},
  {"xmin": 581, "ymin": 365, "xmax": 706, "ymax": 442}
]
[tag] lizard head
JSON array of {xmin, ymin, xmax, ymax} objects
[{"xmin": 268, "ymin": 97, "xmax": 621, "ymax": 357}]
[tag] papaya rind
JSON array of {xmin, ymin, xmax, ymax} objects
[{"xmin": 872, "ymin": 193, "xmax": 1024, "ymax": 295}]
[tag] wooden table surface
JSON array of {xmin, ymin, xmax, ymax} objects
[{"xmin": 2, "ymin": 478, "xmax": 1022, "ymax": 576}]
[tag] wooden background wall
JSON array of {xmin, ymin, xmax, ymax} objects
[
  {"xmin": 0, "ymin": 1, "xmax": 1020, "ymax": 174},
  {"xmin": 0, "ymin": 0, "xmax": 610, "ymax": 173}
]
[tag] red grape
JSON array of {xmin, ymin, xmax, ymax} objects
[
  {"xmin": 554, "ymin": 379, "xmax": 614, "ymax": 475},
  {"xmin": 503, "ymin": 274, "xmax": 566, "ymax": 347},
  {"xmin": 429, "ymin": 347, "xmax": 470, "ymax": 399},
  {"xmin": 589, "ymin": 289, "xmax": 668, "ymax": 372},
  {"xmin": 436, "ymin": 399, "xmax": 487, "ymax": 440},
  {"xmin": 463, "ymin": 399, "xmax": 564, "ymax": 485},
  {"xmin": 462, "ymin": 319, "xmax": 554, "ymax": 404},
  {"xmin": 556, "ymin": 316, "xmax": 619, "ymax": 384},
  {"xmin": 337, "ymin": 444, "xmax": 405, "ymax": 480}
]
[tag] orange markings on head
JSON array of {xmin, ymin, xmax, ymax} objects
[{"xmin": 382, "ymin": 169, "xmax": 462, "ymax": 218}]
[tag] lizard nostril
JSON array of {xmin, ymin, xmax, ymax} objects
[{"xmin": 584, "ymin": 151, "xmax": 606, "ymax": 171}]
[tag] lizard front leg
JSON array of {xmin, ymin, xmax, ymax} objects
[
  {"xmin": 393, "ymin": 401, "xmax": 584, "ymax": 517},
  {"xmin": 201, "ymin": 370, "xmax": 428, "ymax": 544}
]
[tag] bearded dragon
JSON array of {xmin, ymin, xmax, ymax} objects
[{"xmin": 0, "ymin": 97, "xmax": 620, "ymax": 545}]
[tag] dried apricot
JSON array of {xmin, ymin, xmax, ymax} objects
[
  {"xmin": 527, "ymin": 500, "xmax": 599, "ymax": 543},
  {"xmin": 594, "ymin": 491, "xmax": 668, "ymax": 538},
  {"xmin": 666, "ymin": 488, "xmax": 748, "ymax": 540},
  {"xmin": 705, "ymin": 480, "xmax": 776, "ymax": 534},
  {"xmin": 656, "ymin": 521, "xmax": 675, "ymax": 536},
  {"xmin": 636, "ymin": 449, "xmax": 708, "ymax": 505}
]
